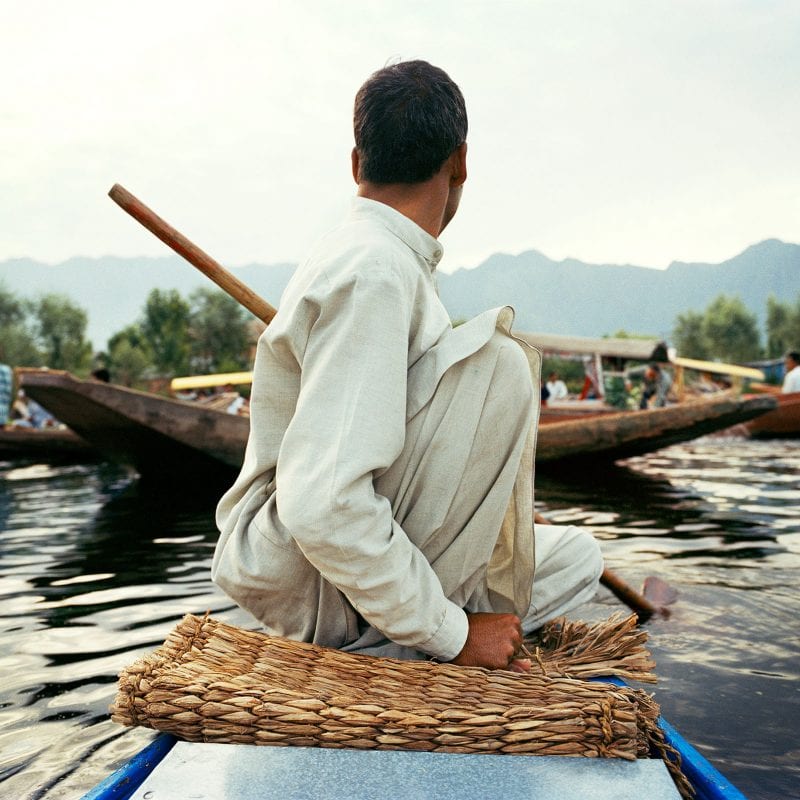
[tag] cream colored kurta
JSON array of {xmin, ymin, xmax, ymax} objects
[{"xmin": 213, "ymin": 198, "xmax": 538, "ymax": 661}]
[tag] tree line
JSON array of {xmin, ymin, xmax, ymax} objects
[
  {"xmin": 3, "ymin": 282, "xmax": 798, "ymax": 387},
  {"xmin": 0, "ymin": 283, "xmax": 257, "ymax": 388},
  {"xmin": 672, "ymin": 293, "xmax": 800, "ymax": 364}
]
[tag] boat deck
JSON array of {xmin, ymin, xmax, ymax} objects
[{"xmin": 123, "ymin": 741, "xmax": 681, "ymax": 800}]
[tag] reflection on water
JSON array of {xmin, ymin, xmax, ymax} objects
[
  {"xmin": 0, "ymin": 461, "xmax": 247, "ymax": 799},
  {"xmin": 538, "ymin": 438, "xmax": 800, "ymax": 800},
  {"xmin": 1, "ymin": 439, "xmax": 798, "ymax": 800}
]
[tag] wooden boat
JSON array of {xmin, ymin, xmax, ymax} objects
[
  {"xmin": 81, "ymin": 714, "xmax": 747, "ymax": 800},
  {"xmin": 536, "ymin": 393, "xmax": 777, "ymax": 464},
  {"xmin": 0, "ymin": 425, "xmax": 97, "ymax": 460},
  {"xmin": 19, "ymin": 370, "xmax": 776, "ymax": 482},
  {"xmin": 744, "ymin": 390, "xmax": 800, "ymax": 438}
]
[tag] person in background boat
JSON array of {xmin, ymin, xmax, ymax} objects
[
  {"xmin": 545, "ymin": 371, "xmax": 568, "ymax": 401},
  {"xmin": 10, "ymin": 390, "xmax": 57, "ymax": 428},
  {"xmin": 0, "ymin": 363, "xmax": 12, "ymax": 426},
  {"xmin": 578, "ymin": 356, "xmax": 600, "ymax": 400},
  {"xmin": 639, "ymin": 363, "xmax": 672, "ymax": 409},
  {"xmin": 213, "ymin": 59, "xmax": 603, "ymax": 672},
  {"xmin": 782, "ymin": 351, "xmax": 800, "ymax": 393},
  {"xmin": 222, "ymin": 384, "xmax": 248, "ymax": 416},
  {"xmin": 693, "ymin": 371, "xmax": 722, "ymax": 394},
  {"xmin": 10, "ymin": 390, "xmax": 29, "ymax": 423}
]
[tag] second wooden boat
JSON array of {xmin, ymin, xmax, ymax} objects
[
  {"xmin": 536, "ymin": 393, "xmax": 777, "ymax": 464},
  {"xmin": 0, "ymin": 425, "xmax": 97, "ymax": 461},
  {"xmin": 744, "ymin": 390, "xmax": 800, "ymax": 438}
]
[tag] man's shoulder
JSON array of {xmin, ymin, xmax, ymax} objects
[{"xmin": 302, "ymin": 218, "xmax": 422, "ymax": 291}]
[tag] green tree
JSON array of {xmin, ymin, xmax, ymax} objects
[
  {"xmin": 672, "ymin": 310, "xmax": 710, "ymax": 359},
  {"xmin": 766, "ymin": 294, "xmax": 800, "ymax": 358},
  {"xmin": 0, "ymin": 283, "xmax": 40, "ymax": 366},
  {"xmin": 107, "ymin": 324, "xmax": 152, "ymax": 387},
  {"xmin": 701, "ymin": 294, "xmax": 761, "ymax": 363},
  {"xmin": 0, "ymin": 283, "xmax": 24, "ymax": 328},
  {"xmin": 188, "ymin": 288, "xmax": 254, "ymax": 374},
  {"xmin": 140, "ymin": 289, "xmax": 191, "ymax": 376},
  {"xmin": 31, "ymin": 293, "xmax": 92, "ymax": 373}
]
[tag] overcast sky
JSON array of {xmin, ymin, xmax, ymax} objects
[{"xmin": 2, "ymin": 1, "xmax": 798, "ymax": 274}]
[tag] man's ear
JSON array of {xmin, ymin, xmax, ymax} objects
[
  {"xmin": 451, "ymin": 142, "xmax": 467, "ymax": 186},
  {"xmin": 351, "ymin": 148, "xmax": 360, "ymax": 184}
]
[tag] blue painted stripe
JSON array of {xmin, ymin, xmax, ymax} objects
[
  {"xmin": 659, "ymin": 717, "xmax": 748, "ymax": 800},
  {"xmin": 80, "ymin": 734, "xmax": 176, "ymax": 800},
  {"xmin": 593, "ymin": 677, "xmax": 747, "ymax": 799}
]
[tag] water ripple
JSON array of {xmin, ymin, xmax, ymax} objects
[{"xmin": 1, "ymin": 440, "xmax": 798, "ymax": 799}]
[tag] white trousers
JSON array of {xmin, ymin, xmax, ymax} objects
[{"xmin": 521, "ymin": 523, "xmax": 604, "ymax": 630}]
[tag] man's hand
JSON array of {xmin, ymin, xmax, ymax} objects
[{"xmin": 450, "ymin": 612, "xmax": 531, "ymax": 672}]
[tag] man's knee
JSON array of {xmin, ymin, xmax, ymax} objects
[
  {"xmin": 522, "ymin": 525, "xmax": 604, "ymax": 631},
  {"xmin": 535, "ymin": 524, "xmax": 603, "ymax": 586}
]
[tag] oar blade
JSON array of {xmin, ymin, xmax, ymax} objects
[{"xmin": 642, "ymin": 575, "xmax": 679, "ymax": 608}]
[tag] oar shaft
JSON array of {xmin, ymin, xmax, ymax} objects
[
  {"xmin": 108, "ymin": 184, "xmax": 276, "ymax": 324},
  {"xmin": 600, "ymin": 568, "xmax": 656, "ymax": 622}
]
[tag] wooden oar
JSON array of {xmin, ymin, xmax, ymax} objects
[
  {"xmin": 108, "ymin": 183, "xmax": 673, "ymax": 623},
  {"xmin": 600, "ymin": 568, "xmax": 661, "ymax": 622},
  {"xmin": 108, "ymin": 184, "xmax": 276, "ymax": 324}
]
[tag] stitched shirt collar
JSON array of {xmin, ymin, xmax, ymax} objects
[{"xmin": 349, "ymin": 196, "xmax": 444, "ymax": 272}]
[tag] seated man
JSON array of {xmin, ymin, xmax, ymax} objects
[
  {"xmin": 213, "ymin": 60, "xmax": 602, "ymax": 671},
  {"xmin": 782, "ymin": 351, "xmax": 800, "ymax": 394},
  {"xmin": 639, "ymin": 363, "xmax": 672, "ymax": 409},
  {"xmin": 546, "ymin": 371, "xmax": 568, "ymax": 401}
]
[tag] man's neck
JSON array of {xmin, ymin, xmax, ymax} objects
[{"xmin": 356, "ymin": 180, "xmax": 449, "ymax": 239}]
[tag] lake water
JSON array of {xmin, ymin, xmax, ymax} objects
[{"xmin": 0, "ymin": 438, "xmax": 798, "ymax": 800}]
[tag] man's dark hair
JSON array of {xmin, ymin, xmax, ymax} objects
[
  {"xmin": 786, "ymin": 351, "xmax": 800, "ymax": 364},
  {"xmin": 354, "ymin": 60, "xmax": 467, "ymax": 184}
]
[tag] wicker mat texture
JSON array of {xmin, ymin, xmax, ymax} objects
[{"xmin": 111, "ymin": 612, "xmax": 692, "ymax": 797}]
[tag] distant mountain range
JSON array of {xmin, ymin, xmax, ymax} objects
[{"xmin": 1, "ymin": 239, "xmax": 798, "ymax": 351}]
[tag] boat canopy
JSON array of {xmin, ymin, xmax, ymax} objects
[
  {"xmin": 671, "ymin": 356, "xmax": 764, "ymax": 381},
  {"xmin": 171, "ymin": 371, "xmax": 254, "ymax": 391},
  {"xmin": 516, "ymin": 332, "xmax": 666, "ymax": 362}
]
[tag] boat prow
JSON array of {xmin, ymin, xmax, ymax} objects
[{"xmin": 18, "ymin": 369, "xmax": 248, "ymax": 485}]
